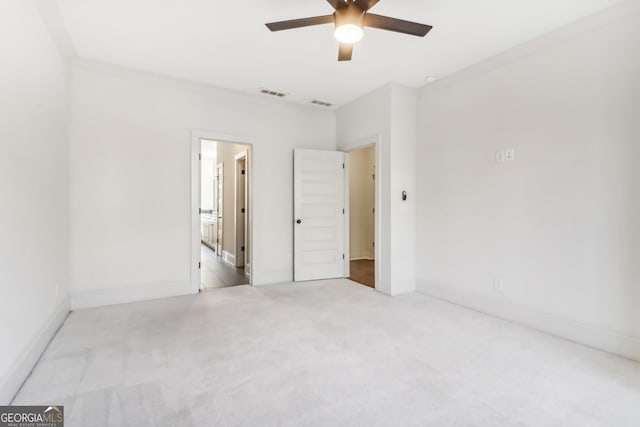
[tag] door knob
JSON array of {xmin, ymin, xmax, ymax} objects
[{"xmin": 296, "ymin": 219, "xmax": 302, "ymax": 224}]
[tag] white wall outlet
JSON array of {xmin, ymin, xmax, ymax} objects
[
  {"xmin": 493, "ymin": 277, "xmax": 505, "ymax": 291},
  {"xmin": 505, "ymin": 148, "xmax": 515, "ymax": 161},
  {"xmin": 495, "ymin": 150, "xmax": 505, "ymax": 163}
]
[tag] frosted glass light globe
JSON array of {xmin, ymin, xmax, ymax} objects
[{"xmin": 334, "ymin": 24, "xmax": 363, "ymax": 44}]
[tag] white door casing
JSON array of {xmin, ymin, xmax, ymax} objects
[{"xmin": 294, "ymin": 149, "xmax": 346, "ymax": 282}]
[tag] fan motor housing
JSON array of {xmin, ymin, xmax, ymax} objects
[{"xmin": 334, "ymin": 4, "xmax": 365, "ymax": 29}]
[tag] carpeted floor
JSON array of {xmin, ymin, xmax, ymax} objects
[{"xmin": 13, "ymin": 279, "xmax": 640, "ymax": 426}]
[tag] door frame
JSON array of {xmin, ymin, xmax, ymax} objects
[
  {"xmin": 190, "ymin": 130, "xmax": 255, "ymax": 294},
  {"xmin": 342, "ymin": 136, "xmax": 381, "ymax": 291}
]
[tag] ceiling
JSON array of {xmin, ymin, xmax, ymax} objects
[{"xmin": 53, "ymin": 0, "xmax": 623, "ymax": 108}]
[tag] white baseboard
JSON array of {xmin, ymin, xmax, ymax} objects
[
  {"xmin": 71, "ymin": 281, "xmax": 191, "ymax": 310},
  {"xmin": 417, "ymin": 280, "xmax": 640, "ymax": 362},
  {"xmin": 0, "ymin": 297, "xmax": 70, "ymax": 405},
  {"xmin": 222, "ymin": 251, "xmax": 236, "ymax": 267},
  {"xmin": 253, "ymin": 269, "xmax": 292, "ymax": 286}
]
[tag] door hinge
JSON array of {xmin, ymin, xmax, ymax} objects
[
  {"xmin": 199, "ymin": 153, "xmax": 202, "ymax": 160},
  {"xmin": 198, "ymin": 262, "xmax": 201, "ymax": 269},
  {"xmin": 199, "ymin": 208, "xmax": 202, "ymax": 214},
  {"xmin": 342, "ymin": 208, "xmax": 345, "ymax": 214},
  {"xmin": 342, "ymin": 163, "xmax": 345, "ymax": 169},
  {"xmin": 241, "ymin": 169, "xmax": 245, "ymax": 175},
  {"xmin": 241, "ymin": 208, "xmax": 245, "ymax": 214},
  {"xmin": 342, "ymin": 254, "xmax": 345, "ymax": 260},
  {"xmin": 241, "ymin": 246, "xmax": 245, "ymax": 252}
]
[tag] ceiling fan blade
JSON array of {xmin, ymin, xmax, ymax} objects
[
  {"xmin": 338, "ymin": 43, "xmax": 353, "ymax": 61},
  {"xmin": 327, "ymin": 0, "xmax": 348, "ymax": 10},
  {"xmin": 266, "ymin": 15, "xmax": 334, "ymax": 32},
  {"xmin": 364, "ymin": 13, "xmax": 433, "ymax": 37},
  {"xmin": 353, "ymin": 0, "xmax": 380, "ymax": 11}
]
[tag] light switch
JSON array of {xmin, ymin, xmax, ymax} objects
[{"xmin": 505, "ymin": 148, "xmax": 515, "ymax": 161}]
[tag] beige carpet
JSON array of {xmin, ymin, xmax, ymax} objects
[{"xmin": 13, "ymin": 279, "xmax": 640, "ymax": 426}]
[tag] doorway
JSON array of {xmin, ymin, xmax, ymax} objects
[
  {"xmin": 197, "ymin": 139, "xmax": 252, "ymax": 290},
  {"xmin": 347, "ymin": 146, "xmax": 375, "ymax": 288}
]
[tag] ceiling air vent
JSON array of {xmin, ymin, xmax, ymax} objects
[
  {"xmin": 311, "ymin": 100, "xmax": 333, "ymax": 108},
  {"xmin": 260, "ymin": 89, "xmax": 287, "ymax": 98}
]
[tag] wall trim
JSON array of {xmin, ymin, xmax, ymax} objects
[
  {"xmin": 71, "ymin": 281, "xmax": 191, "ymax": 310},
  {"xmin": 1, "ymin": 298, "xmax": 70, "ymax": 405},
  {"xmin": 252, "ymin": 269, "xmax": 292, "ymax": 286},
  {"xmin": 417, "ymin": 280, "xmax": 640, "ymax": 362},
  {"xmin": 222, "ymin": 250, "xmax": 236, "ymax": 266}
]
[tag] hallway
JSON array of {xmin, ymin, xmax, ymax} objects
[
  {"xmin": 349, "ymin": 259, "xmax": 375, "ymax": 288},
  {"xmin": 200, "ymin": 244, "xmax": 248, "ymax": 289}
]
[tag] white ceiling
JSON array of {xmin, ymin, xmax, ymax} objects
[{"xmin": 54, "ymin": 0, "xmax": 623, "ymax": 107}]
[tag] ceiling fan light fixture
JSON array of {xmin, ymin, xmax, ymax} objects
[
  {"xmin": 334, "ymin": 24, "xmax": 363, "ymax": 44},
  {"xmin": 265, "ymin": 0, "xmax": 432, "ymax": 62},
  {"xmin": 333, "ymin": 5, "xmax": 365, "ymax": 44}
]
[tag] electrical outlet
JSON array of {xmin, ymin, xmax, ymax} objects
[
  {"xmin": 493, "ymin": 277, "xmax": 505, "ymax": 291},
  {"xmin": 495, "ymin": 150, "xmax": 505, "ymax": 163},
  {"xmin": 505, "ymin": 148, "xmax": 516, "ymax": 161}
]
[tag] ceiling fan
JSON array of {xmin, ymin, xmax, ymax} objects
[{"xmin": 265, "ymin": 0, "xmax": 433, "ymax": 62}]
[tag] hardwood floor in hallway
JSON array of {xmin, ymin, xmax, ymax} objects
[
  {"xmin": 200, "ymin": 244, "xmax": 248, "ymax": 289},
  {"xmin": 349, "ymin": 259, "xmax": 374, "ymax": 288}
]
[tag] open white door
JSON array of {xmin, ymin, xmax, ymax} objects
[{"xmin": 294, "ymin": 149, "xmax": 346, "ymax": 281}]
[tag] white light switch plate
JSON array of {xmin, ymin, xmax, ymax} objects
[{"xmin": 505, "ymin": 148, "xmax": 515, "ymax": 161}]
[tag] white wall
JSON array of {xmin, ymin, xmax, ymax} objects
[
  {"xmin": 0, "ymin": 1, "xmax": 70, "ymax": 403},
  {"xmin": 68, "ymin": 60, "xmax": 335, "ymax": 308},
  {"xmin": 348, "ymin": 146, "xmax": 375, "ymax": 260},
  {"xmin": 389, "ymin": 86, "xmax": 417, "ymax": 295},
  {"xmin": 416, "ymin": 3, "xmax": 640, "ymax": 360},
  {"xmin": 200, "ymin": 140, "xmax": 216, "ymax": 211},
  {"xmin": 337, "ymin": 84, "xmax": 417, "ymax": 295}
]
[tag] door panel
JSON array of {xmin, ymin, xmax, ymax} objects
[
  {"xmin": 294, "ymin": 149, "xmax": 346, "ymax": 281},
  {"xmin": 216, "ymin": 163, "xmax": 223, "ymax": 256},
  {"xmin": 235, "ymin": 157, "xmax": 245, "ymax": 267}
]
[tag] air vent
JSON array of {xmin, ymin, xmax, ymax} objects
[
  {"xmin": 311, "ymin": 100, "xmax": 333, "ymax": 107},
  {"xmin": 260, "ymin": 89, "xmax": 287, "ymax": 98}
]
